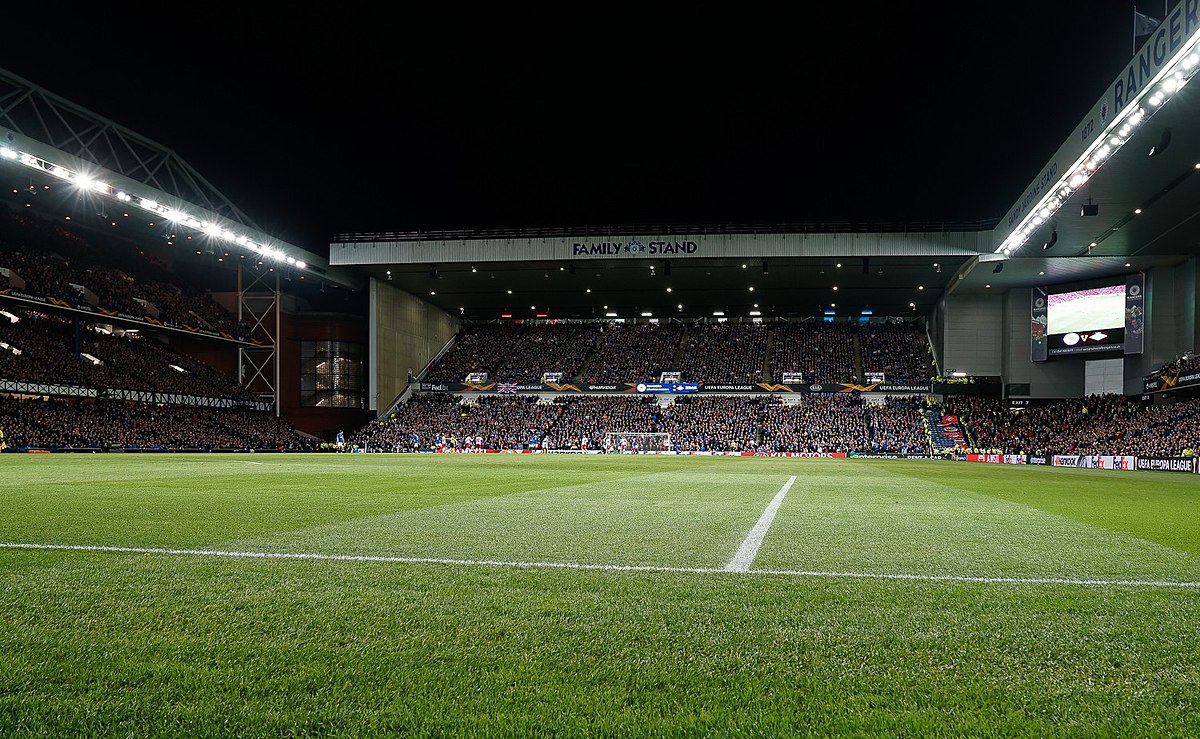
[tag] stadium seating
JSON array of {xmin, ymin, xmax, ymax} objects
[
  {"xmin": 769, "ymin": 322, "xmax": 857, "ymax": 384},
  {"xmin": 493, "ymin": 323, "xmax": 598, "ymax": 383},
  {"xmin": 0, "ymin": 309, "xmax": 254, "ymax": 400},
  {"xmin": 0, "ymin": 396, "xmax": 312, "ymax": 450},
  {"xmin": 423, "ymin": 319, "xmax": 931, "ymax": 387},
  {"xmin": 0, "ymin": 208, "xmax": 263, "ymax": 342},
  {"xmin": 858, "ymin": 322, "xmax": 933, "ymax": 384},
  {"xmin": 422, "ymin": 323, "xmax": 524, "ymax": 383},
  {"xmin": 577, "ymin": 322, "xmax": 685, "ymax": 384},
  {"xmin": 946, "ymin": 395, "xmax": 1200, "ymax": 457},
  {"xmin": 676, "ymin": 323, "xmax": 767, "ymax": 385}
]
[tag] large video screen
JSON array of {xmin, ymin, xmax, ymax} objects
[
  {"xmin": 1031, "ymin": 275, "xmax": 1143, "ymax": 360},
  {"xmin": 1049, "ymin": 285, "xmax": 1125, "ymax": 333}
]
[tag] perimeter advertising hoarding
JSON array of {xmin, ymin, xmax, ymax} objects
[
  {"xmin": 419, "ymin": 381, "xmax": 934, "ymax": 394},
  {"xmin": 1052, "ymin": 455, "xmax": 1136, "ymax": 469},
  {"xmin": 635, "ymin": 382, "xmax": 698, "ymax": 394},
  {"xmin": 1145, "ymin": 369, "xmax": 1200, "ymax": 394},
  {"xmin": 1135, "ymin": 457, "xmax": 1198, "ymax": 472}
]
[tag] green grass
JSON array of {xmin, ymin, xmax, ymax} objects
[{"xmin": 1, "ymin": 454, "xmax": 1199, "ymax": 736}]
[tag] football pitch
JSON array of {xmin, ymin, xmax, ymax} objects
[{"xmin": 2, "ymin": 454, "xmax": 1199, "ymax": 736}]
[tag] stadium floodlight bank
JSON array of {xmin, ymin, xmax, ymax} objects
[{"xmin": 603, "ymin": 432, "xmax": 671, "ymax": 453}]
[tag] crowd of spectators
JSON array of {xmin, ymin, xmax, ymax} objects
[
  {"xmin": 420, "ymin": 320, "xmax": 933, "ymax": 388},
  {"xmin": 352, "ymin": 394, "xmax": 560, "ymax": 451},
  {"xmin": 863, "ymin": 397, "xmax": 929, "ymax": 454},
  {"xmin": 543, "ymin": 396, "xmax": 661, "ymax": 449},
  {"xmin": 353, "ymin": 393, "xmax": 766, "ymax": 453},
  {"xmin": 356, "ymin": 390, "xmax": 937, "ymax": 455},
  {"xmin": 677, "ymin": 323, "xmax": 767, "ymax": 385},
  {"xmin": 494, "ymin": 324, "xmax": 599, "ymax": 383},
  {"xmin": 657, "ymin": 396, "xmax": 763, "ymax": 452},
  {"xmin": 770, "ymin": 322, "xmax": 858, "ymax": 384},
  {"xmin": 0, "ymin": 397, "xmax": 311, "ymax": 450},
  {"xmin": 0, "ymin": 310, "xmax": 253, "ymax": 400},
  {"xmin": 578, "ymin": 322, "xmax": 685, "ymax": 384},
  {"xmin": 859, "ymin": 322, "xmax": 933, "ymax": 384},
  {"xmin": 946, "ymin": 394, "xmax": 1200, "ymax": 457},
  {"xmin": 758, "ymin": 394, "xmax": 926, "ymax": 454},
  {"xmin": 0, "ymin": 208, "xmax": 261, "ymax": 341},
  {"xmin": 760, "ymin": 394, "xmax": 872, "ymax": 452},
  {"xmin": 422, "ymin": 323, "xmax": 524, "ymax": 383}
]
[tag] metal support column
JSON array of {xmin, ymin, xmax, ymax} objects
[{"xmin": 237, "ymin": 264, "xmax": 281, "ymax": 415}]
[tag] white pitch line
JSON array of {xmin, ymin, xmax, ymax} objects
[
  {"xmin": 725, "ymin": 474, "xmax": 797, "ymax": 572},
  {"xmin": 2, "ymin": 542, "xmax": 1199, "ymax": 589},
  {"xmin": 0, "ymin": 542, "xmax": 721, "ymax": 575}
]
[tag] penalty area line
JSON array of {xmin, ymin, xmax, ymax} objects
[{"xmin": 1, "ymin": 542, "xmax": 1198, "ymax": 589}]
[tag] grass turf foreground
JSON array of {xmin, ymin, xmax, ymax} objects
[{"xmin": 1, "ymin": 454, "xmax": 1198, "ymax": 736}]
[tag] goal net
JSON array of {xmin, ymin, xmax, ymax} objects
[{"xmin": 602, "ymin": 432, "xmax": 672, "ymax": 453}]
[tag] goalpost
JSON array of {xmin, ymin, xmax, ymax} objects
[{"xmin": 602, "ymin": 432, "xmax": 672, "ymax": 453}]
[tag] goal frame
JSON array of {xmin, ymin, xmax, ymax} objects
[{"xmin": 602, "ymin": 432, "xmax": 672, "ymax": 453}]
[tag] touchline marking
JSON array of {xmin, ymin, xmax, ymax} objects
[
  {"xmin": 0, "ymin": 542, "xmax": 718, "ymax": 575},
  {"xmin": 725, "ymin": 475, "xmax": 797, "ymax": 572},
  {"xmin": 2, "ymin": 542, "xmax": 1199, "ymax": 589}
]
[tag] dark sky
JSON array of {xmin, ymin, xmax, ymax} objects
[{"xmin": 1, "ymin": 2, "xmax": 1147, "ymax": 255}]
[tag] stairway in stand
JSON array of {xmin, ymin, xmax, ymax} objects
[
  {"xmin": 852, "ymin": 333, "xmax": 864, "ymax": 384},
  {"xmin": 924, "ymin": 405, "xmax": 967, "ymax": 453},
  {"xmin": 671, "ymin": 325, "xmax": 689, "ymax": 369},
  {"xmin": 762, "ymin": 326, "xmax": 775, "ymax": 383}
]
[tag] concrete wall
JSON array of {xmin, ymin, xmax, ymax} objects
[
  {"xmin": 371, "ymin": 279, "xmax": 459, "ymax": 413},
  {"xmin": 1085, "ymin": 358, "xmax": 1124, "ymax": 396},
  {"xmin": 936, "ymin": 294, "xmax": 1004, "ymax": 376}
]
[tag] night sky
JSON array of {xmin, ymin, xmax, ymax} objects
[{"xmin": 1, "ymin": 2, "xmax": 1145, "ymax": 255}]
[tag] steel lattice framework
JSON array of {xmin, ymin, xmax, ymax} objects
[{"xmin": 0, "ymin": 67, "xmax": 259, "ymax": 231}]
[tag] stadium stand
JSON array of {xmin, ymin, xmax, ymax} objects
[
  {"xmin": 493, "ymin": 323, "xmax": 599, "ymax": 383},
  {"xmin": 657, "ymin": 395, "xmax": 763, "ymax": 452},
  {"xmin": 768, "ymin": 322, "xmax": 858, "ymax": 384},
  {"xmin": 0, "ymin": 209, "xmax": 263, "ymax": 342},
  {"xmin": 676, "ymin": 323, "xmax": 768, "ymax": 385},
  {"xmin": 0, "ymin": 396, "xmax": 312, "ymax": 450},
  {"xmin": 0, "ymin": 207, "xmax": 321, "ymax": 451},
  {"xmin": 859, "ymin": 322, "xmax": 933, "ymax": 384},
  {"xmin": 0, "ymin": 309, "xmax": 254, "ymax": 400},
  {"xmin": 422, "ymin": 323, "xmax": 524, "ymax": 383},
  {"xmin": 420, "ymin": 319, "xmax": 932, "ymax": 387},
  {"xmin": 352, "ymin": 394, "xmax": 559, "ymax": 451},
  {"xmin": 544, "ymin": 395, "xmax": 661, "ymax": 449},
  {"xmin": 577, "ymin": 322, "xmax": 685, "ymax": 385},
  {"xmin": 945, "ymin": 395, "xmax": 1200, "ymax": 457}
]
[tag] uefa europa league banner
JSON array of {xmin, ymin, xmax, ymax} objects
[{"xmin": 1031, "ymin": 287, "xmax": 1048, "ymax": 362}]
